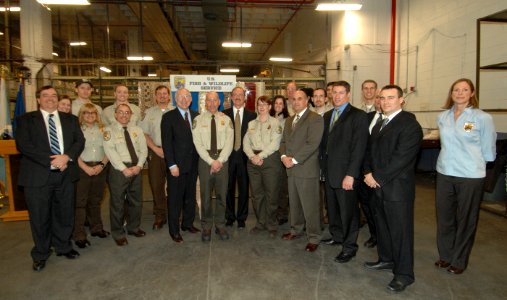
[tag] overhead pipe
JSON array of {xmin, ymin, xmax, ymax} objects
[{"xmin": 389, "ymin": 0, "xmax": 396, "ymax": 84}]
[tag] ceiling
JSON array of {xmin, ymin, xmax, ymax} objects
[{"xmin": 1, "ymin": 0, "xmax": 321, "ymax": 76}]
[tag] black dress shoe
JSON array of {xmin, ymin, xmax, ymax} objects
[
  {"xmin": 387, "ymin": 279, "xmax": 412, "ymax": 292},
  {"xmin": 181, "ymin": 226, "xmax": 201, "ymax": 233},
  {"xmin": 364, "ymin": 261, "xmax": 394, "ymax": 271},
  {"xmin": 434, "ymin": 259, "xmax": 450, "ymax": 268},
  {"xmin": 170, "ymin": 233, "xmax": 184, "ymax": 244},
  {"xmin": 278, "ymin": 218, "xmax": 288, "ymax": 225},
  {"xmin": 447, "ymin": 266, "xmax": 464, "ymax": 275},
  {"xmin": 91, "ymin": 230, "xmax": 110, "ymax": 238},
  {"xmin": 32, "ymin": 260, "xmax": 46, "ymax": 271},
  {"xmin": 75, "ymin": 239, "xmax": 91, "ymax": 249},
  {"xmin": 127, "ymin": 229, "xmax": 146, "ymax": 237},
  {"xmin": 334, "ymin": 251, "xmax": 356, "ymax": 263},
  {"xmin": 152, "ymin": 219, "xmax": 166, "ymax": 230},
  {"xmin": 237, "ymin": 221, "xmax": 246, "ymax": 229},
  {"xmin": 115, "ymin": 238, "xmax": 128, "ymax": 246},
  {"xmin": 225, "ymin": 220, "xmax": 234, "ymax": 227},
  {"xmin": 320, "ymin": 239, "xmax": 342, "ymax": 246},
  {"xmin": 56, "ymin": 249, "xmax": 80, "ymax": 259},
  {"xmin": 363, "ymin": 237, "xmax": 377, "ymax": 248}
]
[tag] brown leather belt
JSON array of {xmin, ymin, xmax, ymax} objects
[
  {"xmin": 207, "ymin": 149, "xmax": 222, "ymax": 160},
  {"xmin": 253, "ymin": 150, "xmax": 262, "ymax": 155},
  {"xmin": 84, "ymin": 161, "xmax": 102, "ymax": 167}
]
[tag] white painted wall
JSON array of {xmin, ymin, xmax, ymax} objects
[
  {"xmin": 396, "ymin": 0, "xmax": 507, "ymax": 131},
  {"xmin": 326, "ymin": 0, "xmax": 392, "ymax": 106}
]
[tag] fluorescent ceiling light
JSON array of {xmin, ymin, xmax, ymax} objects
[
  {"xmin": 37, "ymin": 0, "xmax": 90, "ymax": 5},
  {"xmin": 52, "ymin": 52, "xmax": 59, "ymax": 56},
  {"xmin": 315, "ymin": 3, "xmax": 362, "ymax": 11},
  {"xmin": 269, "ymin": 57, "xmax": 293, "ymax": 62},
  {"xmin": 127, "ymin": 56, "xmax": 153, "ymax": 61},
  {"xmin": 99, "ymin": 66, "xmax": 111, "ymax": 73},
  {"xmin": 0, "ymin": 32, "xmax": 3, "ymax": 35},
  {"xmin": 220, "ymin": 68, "xmax": 240, "ymax": 73},
  {"xmin": 69, "ymin": 41, "xmax": 87, "ymax": 46},
  {"xmin": 148, "ymin": 74, "xmax": 157, "ymax": 77},
  {"xmin": 0, "ymin": 7, "xmax": 21, "ymax": 11},
  {"xmin": 222, "ymin": 42, "xmax": 252, "ymax": 48}
]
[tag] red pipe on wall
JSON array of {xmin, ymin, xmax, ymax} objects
[{"xmin": 390, "ymin": 0, "xmax": 396, "ymax": 84}]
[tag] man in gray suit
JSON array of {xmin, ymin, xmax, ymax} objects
[{"xmin": 279, "ymin": 89, "xmax": 324, "ymax": 252}]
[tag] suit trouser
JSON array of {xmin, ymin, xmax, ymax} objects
[
  {"xmin": 277, "ymin": 164, "xmax": 289, "ymax": 220},
  {"xmin": 25, "ymin": 171, "xmax": 74, "ymax": 261},
  {"xmin": 167, "ymin": 169, "xmax": 198, "ymax": 235},
  {"xmin": 148, "ymin": 150, "xmax": 167, "ymax": 219},
  {"xmin": 226, "ymin": 150, "xmax": 249, "ymax": 223},
  {"xmin": 108, "ymin": 168, "xmax": 143, "ymax": 240},
  {"xmin": 357, "ymin": 181, "xmax": 377, "ymax": 240},
  {"xmin": 247, "ymin": 152, "xmax": 281, "ymax": 231},
  {"xmin": 374, "ymin": 191, "xmax": 415, "ymax": 284},
  {"xmin": 199, "ymin": 159, "xmax": 228, "ymax": 230},
  {"xmin": 436, "ymin": 173, "xmax": 484, "ymax": 269},
  {"xmin": 288, "ymin": 176, "xmax": 322, "ymax": 244},
  {"xmin": 325, "ymin": 182, "xmax": 359, "ymax": 253},
  {"xmin": 73, "ymin": 165, "xmax": 108, "ymax": 240}
]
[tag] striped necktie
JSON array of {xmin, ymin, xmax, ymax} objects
[{"xmin": 48, "ymin": 114, "xmax": 61, "ymax": 155}]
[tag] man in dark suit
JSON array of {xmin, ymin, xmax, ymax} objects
[
  {"xmin": 161, "ymin": 88, "xmax": 200, "ymax": 243},
  {"xmin": 16, "ymin": 86, "xmax": 85, "ymax": 271},
  {"xmin": 320, "ymin": 81, "xmax": 369, "ymax": 263},
  {"xmin": 224, "ymin": 86, "xmax": 256, "ymax": 228},
  {"xmin": 363, "ymin": 85, "xmax": 423, "ymax": 293},
  {"xmin": 280, "ymin": 89, "xmax": 324, "ymax": 252}
]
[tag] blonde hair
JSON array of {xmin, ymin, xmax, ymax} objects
[{"xmin": 78, "ymin": 103, "xmax": 104, "ymax": 130}]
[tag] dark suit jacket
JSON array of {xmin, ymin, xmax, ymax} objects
[
  {"xmin": 320, "ymin": 104, "xmax": 368, "ymax": 188},
  {"xmin": 161, "ymin": 108, "xmax": 199, "ymax": 174},
  {"xmin": 16, "ymin": 111, "xmax": 85, "ymax": 187},
  {"xmin": 224, "ymin": 107, "xmax": 257, "ymax": 155},
  {"xmin": 363, "ymin": 111, "xmax": 423, "ymax": 201},
  {"xmin": 279, "ymin": 108, "xmax": 324, "ymax": 178}
]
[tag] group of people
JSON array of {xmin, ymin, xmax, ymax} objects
[{"xmin": 15, "ymin": 77, "xmax": 496, "ymax": 293}]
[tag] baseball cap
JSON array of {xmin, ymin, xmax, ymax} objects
[{"xmin": 75, "ymin": 79, "xmax": 94, "ymax": 88}]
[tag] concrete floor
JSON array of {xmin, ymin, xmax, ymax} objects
[{"xmin": 0, "ymin": 173, "xmax": 506, "ymax": 300}]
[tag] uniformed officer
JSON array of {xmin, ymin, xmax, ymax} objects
[
  {"xmin": 72, "ymin": 79, "xmax": 103, "ymax": 116},
  {"xmin": 102, "ymin": 84, "xmax": 142, "ymax": 126},
  {"xmin": 140, "ymin": 85, "xmax": 174, "ymax": 230},
  {"xmin": 103, "ymin": 104, "xmax": 148, "ymax": 246},
  {"xmin": 243, "ymin": 96, "xmax": 283, "ymax": 238},
  {"xmin": 192, "ymin": 91, "xmax": 234, "ymax": 242},
  {"xmin": 73, "ymin": 103, "xmax": 110, "ymax": 249}
]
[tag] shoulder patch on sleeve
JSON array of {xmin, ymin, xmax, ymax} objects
[
  {"xmin": 192, "ymin": 119, "xmax": 197, "ymax": 129},
  {"xmin": 103, "ymin": 131, "xmax": 111, "ymax": 141}
]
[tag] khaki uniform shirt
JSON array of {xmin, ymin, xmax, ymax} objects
[
  {"xmin": 102, "ymin": 103, "xmax": 142, "ymax": 126},
  {"xmin": 192, "ymin": 111, "xmax": 234, "ymax": 165},
  {"xmin": 72, "ymin": 98, "xmax": 103, "ymax": 116},
  {"xmin": 243, "ymin": 116, "xmax": 283, "ymax": 159},
  {"xmin": 103, "ymin": 123, "xmax": 148, "ymax": 171},
  {"xmin": 80, "ymin": 124, "xmax": 106, "ymax": 162},
  {"xmin": 140, "ymin": 105, "xmax": 174, "ymax": 146}
]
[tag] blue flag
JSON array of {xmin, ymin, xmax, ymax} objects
[{"xmin": 12, "ymin": 84, "xmax": 25, "ymax": 138}]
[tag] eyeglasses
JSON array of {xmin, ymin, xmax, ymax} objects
[{"xmin": 116, "ymin": 111, "xmax": 131, "ymax": 116}]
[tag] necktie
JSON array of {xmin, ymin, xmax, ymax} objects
[
  {"xmin": 375, "ymin": 112, "xmax": 383, "ymax": 127},
  {"xmin": 48, "ymin": 114, "xmax": 61, "ymax": 155},
  {"xmin": 123, "ymin": 127, "xmax": 138, "ymax": 165},
  {"xmin": 380, "ymin": 118, "xmax": 389, "ymax": 131},
  {"xmin": 331, "ymin": 108, "xmax": 340, "ymax": 127},
  {"xmin": 234, "ymin": 109, "xmax": 241, "ymax": 151},
  {"xmin": 184, "ymin": 111, "xmax": 190, "ymax": 128},
  {"xmin": 292, "ymin": 114, "xmax": 300, "ymax": 129},
  {"xmin": 210, "ymin": 115, "xmax": 217, "ymax": 155}
]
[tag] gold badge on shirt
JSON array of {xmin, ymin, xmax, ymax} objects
[
  {"xmin": 277, "ymin": 126, "xmax": 282, "ymax": 134},
  {"xmin": 103, "ymin": 131, "xmax": 111, "ymax": 141},
  {"xmin": 463, "ymin": 122, "xmax": 474, "ymax": 132}
]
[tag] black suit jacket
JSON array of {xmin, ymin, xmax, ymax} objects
[
  {"xmin": 363, "ymin": 111, "xmax": 423, "ymax": 201},
  {"xmin": 161, "ymin": 108, "xmax": 199, "ymax": 174},
  {"xmin": 224, "ymin": 107, "xmax": 257, "ymax": 154},
  {"xmin": 16, "ymin": 111, "xmax": 84, "ymax": 187},
  {"xmin": 320, "ymin": 104, "xmax": 369, "ymax": 189}
]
